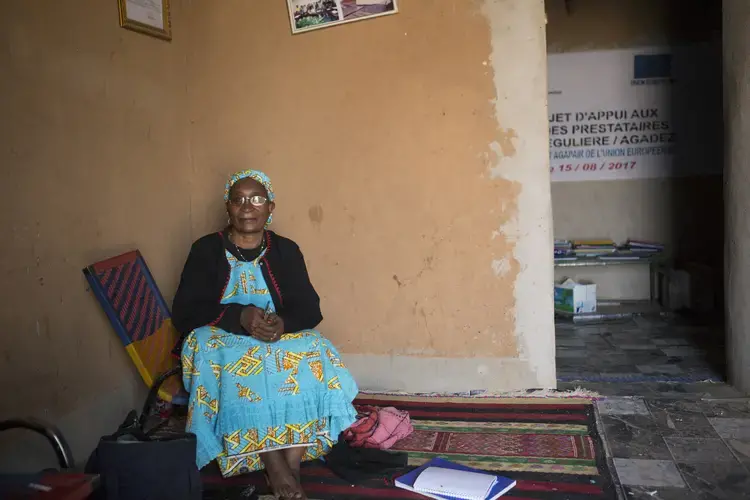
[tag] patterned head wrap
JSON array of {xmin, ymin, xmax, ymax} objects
[{"xmin": 224, "ymin": 169, "xmax": 275, "ymax": 227}]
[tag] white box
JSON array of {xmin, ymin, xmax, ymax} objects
[{"xmin": 554, "ymin": 278, "xmax": 597, "ymax": 314}]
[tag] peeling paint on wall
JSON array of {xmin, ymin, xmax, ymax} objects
[
  {"xmin": 491, "ymin": 258, "xmax": 512, "ymax": 277},
  {"xmin": 482, "ymin": 0, "xmax": 556, "ymax": 386},
  {"xmin": 185, "ymin": 0, "xmax": 537, "ymax": 361}
]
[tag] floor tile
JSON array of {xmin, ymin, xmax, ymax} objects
[
  {"xmin": 607, "ymin": 336, "xmax": 652, "ymax": 346},
  {"xmin": 709, "ymin": 418, "xmax": 750, "ymax": 440},
  {"xmin": 602, "ymin": 415, "xmax": 672, "ymax": 460},
  {"xmin": 646, "ymin": 399, "xmax": 704, "ymax": 414},
  {"xmin": 583, "ymin": 353, "xmax": 632, "ymax": 365},
  {"xmin": 693, "ymin": 385, "xmax": 743, "ymax": 399},
  {"xmin": 616, "ymin": 344, "xmax": 659, "ymax": 351},
  {"xmin": 557, "ymin": 368, "xmax": 601, "ymax": 378},
  {"xmin": 556, "ymin": 338, "xmax": 586, "ymax": 347},
  {"xmin": 560, "ymin": 325, "xmax": 602, "ymax": 335},
  {"xmin": 584, "ymin": 344, "xmax": 623, "ymax": 355},
  {"xmin": 661, "ymin": 347, "xmax": 705, "ymax": 357},
  {"xmin": 653, "ymin": 338, "xmax": 693, "ymax": 346},
  {"xmin": 555, "ymin": 316, "xmax": 750, "ymax": 495},
  {"xmin": 622, "ymin": 485, "xmax": 700, "ymax": 499},
  {"xmin": 677, "ymin": 363, "xmax": 720, "ymax": 375},
  {"xmin": 665, "ymin": 437, "xmax": 737, "ymax": 462},
  {"xmin": 604, "ymin": 323, "xmax": 641, "ymax": 332},
  {"xmin": 589, "ymin": 362, "xmax": 640, "ymax": 373},
  {"xmin": 727, "ymin": 439, "xmax": 750, "ymax": 466},
  {"xmin": 650, "ymin": 410, "xmax": 719, "ymax": 437},
  {"xmin": 556, "ymin": 349, "xmax": 588, "ymax": 358},
  {"xmin": 636, "ymin": 364, "xmax": 684, "ymax": 375},
  {"xmin": 594, "ymin": 371, "xmax": 649, "ymax": 379},
  {"xmin": 583, "ymin": 335, "xmax": 612, "ymax": 344},
  {"xmin": 597, "ymin": 372, "xmax": 650, "ymax": 379},
  {"xmin": 558, "ymin": 375, "xmax": 603, "ymax": 384},
  {"xmin": 554, "ymin": 322, "xmax": 577, "ymax": 330},
  {"xmin": 628, "ymin": 357, "xmax": 674, "ymax": 368},
  {"xmin": 597, "ymin": 397, "xmax": 650, "ymax": 416},
  {"xmin": 555, "ymin": 357, "xmax": 598, "ymax": 369},
  {"xmin": 652, "ymin": 383, "xmax": 711, "ymax": 399},
  {"xmin": 634, "ymin": 316, "xmax": 668, "ymax": 328},
  {"xmin": 614, "ymin": 458, "xmax": 686, "ymax": 487},
  {"xmin": 702, "ymin": 401, "xmax": 750, "ymax": 418},
  {"xmin": 677, "ymin": 461, "xmax": 750, "ymax": 498}
]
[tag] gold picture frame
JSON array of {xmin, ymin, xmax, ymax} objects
[{"xmin": 117, "ymin": 0, "xmax": 172, "ymax": 41}]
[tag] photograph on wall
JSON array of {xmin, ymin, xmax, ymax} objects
[{"xmin": 287, "ymin": 0, "xmax": 398, "ymax": 35}]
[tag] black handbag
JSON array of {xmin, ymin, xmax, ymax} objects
[
  {"xmin": 85, "ymin": 410, "xmax": 202, "ymax": 500},
  {"xmin": 325, "ymin": 437, "xmax": 409, "ymax": 484}
]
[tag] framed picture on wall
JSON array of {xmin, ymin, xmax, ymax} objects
[
  {"xmin": 287, "ymin": 0, "xmax": 398, "ymax": 35},
  {"xmin": 117, "ymin": 0, "xmax": 172, "ymax": 41}
]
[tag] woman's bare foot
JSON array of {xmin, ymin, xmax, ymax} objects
[
  {"xmin": 260, "ymin": 450, "xmax": 303, "ymax": 499},
  {"xmin": 283, "ymin": 446, "xmax": 308, "ymax": 484}
]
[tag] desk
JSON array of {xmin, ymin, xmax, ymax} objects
[
  {"xmin": 554, "ymin": 255, "xmax": 667, "ymax": 321},
  {"xmin": 0, "ymin": 473, "xmax": 99, "ymax": 500}
]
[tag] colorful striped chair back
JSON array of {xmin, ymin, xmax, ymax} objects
[{"xmin": 83, "ymin": 251, "xmax": 186, "ymax": 405}]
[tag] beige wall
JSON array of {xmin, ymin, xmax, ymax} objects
[
  {"xmin": 546, "ymin": 0, "xmax": 723, "ymax": 300},
  {"xmin": 0, "ymin": 0, "xmax": 554, "ymax": 466},
  {"xmin": 0, "ymin": 0, "xmax": 192, "ymax": 469},
  {"xmin": 724, "ymin": 0, "xmax": 750, "ymax": 392},
  {"xmin": 185, "ymin": 0, "xmax": 554, "ymax": 392}
]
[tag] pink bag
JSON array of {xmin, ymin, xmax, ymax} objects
[{"xmin": 343, "ymin": 406, "xmax": 413, "ymax": 449}]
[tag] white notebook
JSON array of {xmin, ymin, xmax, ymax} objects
[{"xmin": 413, "ymin": 467, "xmax": 498, "ymax": 500}]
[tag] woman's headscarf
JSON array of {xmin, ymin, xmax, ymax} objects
[{"xmin": 224, "ymin": 169, "xmax": 275, "ymax": 227}]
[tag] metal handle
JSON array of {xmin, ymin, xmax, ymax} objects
[{"xmin": 0, "ymin": 417, "xmax": 74, "ymax": 469}]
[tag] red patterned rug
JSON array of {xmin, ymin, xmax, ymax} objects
[{"xmin": 202, "ymin": 395, "xmax": 617, "ymax": 499}]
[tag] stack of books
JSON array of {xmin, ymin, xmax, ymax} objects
[
  {"xmin": 572, "ymin": 239, "xmax": 617, "ymax": 258},
  {"xmin": 621, "ymin": 239, "xmax": 665, "ymax": 255},
  {"xmin": 554, "ymin": 238, "xmax": 665, "ymax": 261},
  {"xmin": 554, "ymin": 239, "xmax": 573, "ymax": 258}
]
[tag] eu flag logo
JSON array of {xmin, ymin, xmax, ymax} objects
[{"xmin": 633, "ymin": 54, "xmax": 672, "ymax": 80}]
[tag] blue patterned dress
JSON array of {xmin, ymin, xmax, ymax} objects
[{"xmin": 181, "ymin": 250, "xmax": 358, "ymax": 477}]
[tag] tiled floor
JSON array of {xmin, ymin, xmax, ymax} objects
[
  {"xmin": 223, "ymin": 315, "xmax": 750, "ymax": 500},
  {"xmin": 598, "ymin": 397, "xmax": 750, "ymax": 499},
  {"xmin": 556, "ymin": 315, "xmax": 725, "ymax": 383},
  {"xmin": 556, "ymin": 315, "xmax": 750, "ymax": 499}
]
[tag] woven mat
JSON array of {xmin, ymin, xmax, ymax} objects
[{"xmin": 203, "ymin": 394, "xmax": 617, "ymax": 499}]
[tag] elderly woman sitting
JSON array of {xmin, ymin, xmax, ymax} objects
[{"xmin": 172, "ymin": 170, "xmax": 358, "ymax": 499}]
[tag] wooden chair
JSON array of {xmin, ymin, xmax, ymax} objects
[{"xmin": 83, "ymin": 251, "xmax": 187, "ymax": 426}]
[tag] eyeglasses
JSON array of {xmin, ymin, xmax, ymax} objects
[{"xmin": 228, "ymin": 195, "xmax": 268, "ymax": 207}]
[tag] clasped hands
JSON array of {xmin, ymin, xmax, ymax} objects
[{"xmin": 240, "ymin": 306, "xmax": 284, "ymax": 342}]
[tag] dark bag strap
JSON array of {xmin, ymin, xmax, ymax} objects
[
  {"xmin": 139, "ymin": 365, "xmax": 182, "ymax": 429},
  {"xmin": 102, "ymin": 410, "xmax": 149, "ymax": 442}
]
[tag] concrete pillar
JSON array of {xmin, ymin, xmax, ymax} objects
[{"xmin": 723, "ymin": 0, "xmax": 750, "ymax": 393}]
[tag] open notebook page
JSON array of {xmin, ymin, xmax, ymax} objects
[{"xmin": 413, "ymin": 467, "xmax": 498, "ymax": 500}]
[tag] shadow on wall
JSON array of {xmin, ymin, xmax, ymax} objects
[{"xmin": 664, "ymin": 0, "xmax": 724, "ymax": 311}]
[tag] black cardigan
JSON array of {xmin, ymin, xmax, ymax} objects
[{"xmin": 171, "ymin": 230, "xmax": 323, "ymax": 351}]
